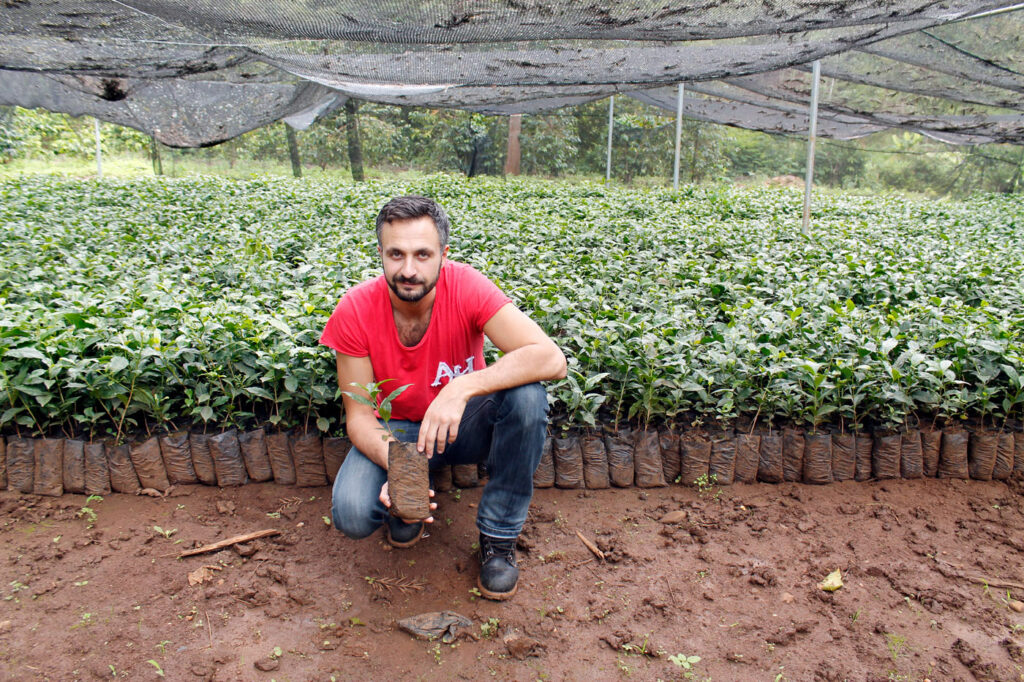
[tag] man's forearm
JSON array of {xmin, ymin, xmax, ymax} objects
[
  {"xmin": 452, "ymin": 341, "xmax": 565, "ymax": 400},
  {"xmin": 346, "ymin": 411, "xmax": 391, "ymax": 469}
]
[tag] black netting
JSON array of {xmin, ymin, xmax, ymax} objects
[{"xmin": 0, "ymin": 1, "xmax": 1021, "ymax": 145}]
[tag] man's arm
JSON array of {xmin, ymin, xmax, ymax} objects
[
  {"xmin": 417, "ymin": 302, "xmax": 567, "ymax": 455},
  {"xmin": 335, "ymin": 353, "xmax": 390, "ymax": 469},
  {"xmin": 335, "ymin": 352, "xmax": 437, "ymax": 519}
]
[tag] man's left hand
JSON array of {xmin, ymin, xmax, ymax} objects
[{"xmin": 417, "ymin": 381, "xmax": 468, "ymax": 457}]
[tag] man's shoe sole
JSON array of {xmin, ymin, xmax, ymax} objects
[
  {"xmin": 476, "ymin": 576, "xmax": 518, "ymax": 601},
  {"xmin": 386, "ymin": 522, "xmax": 424, "ymax": 548}
]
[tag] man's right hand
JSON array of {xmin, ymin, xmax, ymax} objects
[{"xmin": 379, "ymin": 481, "xmax": 438, "ymax": 523}]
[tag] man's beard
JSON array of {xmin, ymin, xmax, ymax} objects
[{"xmin": 386, "ymin": 267, "xmax": 440, "ymax": 302}]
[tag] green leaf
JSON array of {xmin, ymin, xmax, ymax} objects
[
  {"xmin": 108, "ymin": 356, "xmax": 129, "ymax": 373},
  {"xmin": 6, "ymin": 347, "xmax": 46, "ymax": 361}
]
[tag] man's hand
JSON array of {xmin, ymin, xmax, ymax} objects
[
  {"xmin": 417, "ymin": 380, "xmax": 469, "ymax": 457},
  {"xmin": 379, "ymin": 481, "xmax": 438, "ymax": 523}
]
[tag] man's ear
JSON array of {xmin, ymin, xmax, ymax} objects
[{"xmin": 442, "ymin": 245, "xmax": 450, "ymax": 261}]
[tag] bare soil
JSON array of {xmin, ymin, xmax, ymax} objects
[{"xmin": 3, "ymin": 478, "xmax": 1024, "ymax": 681}]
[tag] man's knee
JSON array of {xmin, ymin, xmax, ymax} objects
[
  {"xmin": 331, "ymin": 501, "xmax": 379, "ymax": 540},
  {"xmin": 501, "ymin": 382, "xmax": 549, "ymax": 424},
  {"xmin": 331, "ymin": 482, "xmax": 381, "ymax": 540}
]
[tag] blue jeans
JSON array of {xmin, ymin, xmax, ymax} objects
[{"xmin": 331, "ymin": 382, "xmax": 549, "ymax": 540}]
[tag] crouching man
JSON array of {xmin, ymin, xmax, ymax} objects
[{"xmin": 319, "ymin": 195, "xmax": 566, "ymax": 600}]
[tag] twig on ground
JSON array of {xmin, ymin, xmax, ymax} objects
[
  {"xmin": 933, "ymin": 557, "xmax": 1024, "ymax": 590},
  {"xmin": 576, "ymin": 530, "xmax": 605, "ymax": 561},
  {"xmin": 177, "ymin": 529, "xmax": 281, "ymax": 558}
]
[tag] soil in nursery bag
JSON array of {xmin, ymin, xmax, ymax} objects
[
  {"xmin": 106, "ymin": 442, "xmax": 141, "ymax": 494},
  {"xmin": 920, "ymin": 428, "xmax": 942, "ymax": 477},
  {"xmin": 84, "ymin": 442, "xmax": 111, "ymax": 496},
  {"xmin": 580, "ymin": 433, "xmax": 610, "ymax": 489},
  {"xmin": 290, "ymin": 431, "xmax": 328, "ymax": 487},
  {"xmin": 707, "ymin": 431, "xmax": 735, "ymax": 485},
  {"xmin": 733, "ymin": 433, "xmax": 760, "ymax": 483},
  {"xmin": 129, "ymin": 437, "xmax": 170, "ymax": 491},
  {"xmin": 62, "ymin": 439, "xmax": 86, "ymax": 494},
  {"xmin": 189, "ymin": 433, "xmax": 217, "ymax": 485},
  {"xmin": 237, "ymin": 429, "xmax": 273, "ymax": 482},
  {"xmin": 322, "ymin": 437, "xmax": 350, "ymax": 483},
  {"xmin": 994, "ymin": 432, "xmax": 1014, "ymax": 480},
  {"xmin": 938, "ymin": 428, "xmax": 969, "ymax": 479},
  {"xmin": 533, "ymin": 437, "xmax": 555, "ymax": 488},
  {"xmin": 10, "ymin": 438, "xmax": 32, "ymax": 493},
  {"xmin": 431, "ymin": 465, "xmax": 454, "ymax": 493},
  {"xmin": 872, "ymin": 432, "xmax": 901, "ymax": 480},
  {"xmin": 634, "ymin": 428, "xmax": 666, "ymax": 488},
  {"xmin": 266, "ymin": 431, "xmax": 297, "ymax": 485},
  {"xmin": 160, "ymin": 431, "xmax": 197, "ymax": 485},
  {"xmin": 900, "ymin": 429, "xmax": 923, "ymax": 479},
  {"xmin": 968, "ymin": 429, "xmax": 997, "ymax": 481},
  {"xmin": 831, "ymin": 433, "xmax": 856, "ymax": 482},
  {"xmin": 757, "ymin": 432, "xmax": 783, "ymax": 483},
  {"xmin": 553, "ymin": 436, "xmax": 584, "ymax": 489},
  {"xmin": 452, "ymin": 463, "xmax": 479, "ymax": 489},
  {"xmin": 208, "ymin": 430, "xmax": 248, "ymax": 487},
  {"xmin": 802, "ymin": 432, "xmax": 832, "ymax": 485},
  {"xmin": 388, "ymin": 440, "xmax": 429, "ymax": 521},
  {"xmin": 33, "ymin": 438, "xmax": 64, "ymax": 497},
  {"xmin": 1014, "ymin": 432, "xmax": 1024, "ymax": 478},
  {"xmin": 854, "ymin": 432, "xmax": 873, "ymax": 482},
  {"xmin": 605, "ymin": 428, "xmax": 635, "ymax": 488},
  {"xmin": 659, "ymin": 428, "xmax": 681, "ymax": 485},
  {"xmin": 681, "ymin": 431, "xmax": 712, "ymax": 486},
  {"xmin": 7, "ymin": 438, "xmax": 33, "ymax": 493},
  {"xmin": 782, "ymin": 428, "xmax": 804, "ymax": 483}
]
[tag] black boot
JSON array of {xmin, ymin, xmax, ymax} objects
[{"xmin": 477, "ymin": 533, "xmax": 518, "ymax": 600}]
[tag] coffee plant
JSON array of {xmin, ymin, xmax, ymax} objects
[{"xmin": 1, "ymin": 175, "xmax": 1021, "ymax": 439}]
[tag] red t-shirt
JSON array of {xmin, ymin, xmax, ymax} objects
[{"xmin": 319, "ymin": 260, "xmax": 511, "ymax": 421}]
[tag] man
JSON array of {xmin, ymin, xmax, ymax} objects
[{"xmin": 320, "ymin": 195, "xmax": 566, "ymax": 600}]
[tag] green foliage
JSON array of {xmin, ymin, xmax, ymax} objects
[{"xmin": 0, "ymin": 175, "xmax": 1022, "ymax": 439}]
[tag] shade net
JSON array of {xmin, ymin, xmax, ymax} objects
[{"xmin": 1, "ymin": 1, "xmax": 1022, "ymax": 146}]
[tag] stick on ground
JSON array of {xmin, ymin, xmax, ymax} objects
[
  {"xmin": 576, "ymin": 530, "xmax": 605, "ymax": 561},
  {"xmin": 178, "ymin": 529, "xmax": 280, "ymax": 558}
]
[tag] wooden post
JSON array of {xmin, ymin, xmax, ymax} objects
[
  {"xmin": 802, "ymin": 60, "xmax": 821, "ymax": 236},
  {"xmin": 150, "ymin": 135, "xmax": 163, "ymax": 175},
  {"xmin": 285, "ymin": 123, "xmax": 302, "ymax": 178},
  {"xmin": 94, "ymin": 118, "xmax": 103, "ymax": 179},
  {"xmin": 504, "ymin": 114, "xmax": 522, "ymax": 176},
  {"xmin": 673, "ymin": 84, "xmax": 684, "ymax": 191},
  {"xmin": 344, "ymin": 99, "xmax": 364, "ymax": 182},
  {"xmin": 605, "ymin": 96, "xmax": 614, "ymax": 184}
]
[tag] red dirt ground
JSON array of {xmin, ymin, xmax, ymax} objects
[{"xmin": 3, "ymin": 478, "xmax": 1024, "ymax": 681}]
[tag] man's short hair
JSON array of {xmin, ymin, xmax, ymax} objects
[{"xmin": 375, "ymin": 195, "xmax": 451, "ymax": 248}]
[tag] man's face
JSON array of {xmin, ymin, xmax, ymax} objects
[{"xmin": 378, "ymin": 216, "xmax": 447, "ymax": 303}]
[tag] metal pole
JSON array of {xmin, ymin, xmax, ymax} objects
[
  {"xmin": 802, "ymin": 60, "xmax": 821, "ymax": 235},
  {"xmin": 673, "ymin": 83, "xmax": 685, "ymax": 191},
  {"xmin": 605, "ymin": 95, "xmax": 614, "ymax": 184},
  {"xmin": 94, "ymin": 118, "xmax": 103, "ymax": 179}
]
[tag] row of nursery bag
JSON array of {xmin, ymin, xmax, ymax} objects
[
  {"xmin": 532, "ymin": 425, "xmax": 1024, "ymax": 489},
  {"xmin": 3, "ymin": 424, "xmax": 1023, "ymax": 497},
  {"xmin": 0, "ymin": 429, "xmax": 353, "ymax": 497}
]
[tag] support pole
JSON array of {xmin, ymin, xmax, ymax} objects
[
  {"xmin": 150, "ymin": 135, "xmax": 163, "ymax": 175},
  {"xmin": 285, "ymin": 123, "xmax": 302, "ymax": 178},
  {"xmin": 605, "ymin": 95, "xmax": 614, "ymax": 184},
  {"xmin": 504, "ymin": 114, "xmax": 522, "ymax": 176},
  {"xmin": 673, "ymin": 83, "xmax": 685, "ymax": 191},
  {"xmin": 802, "ymin": 60, "xmax": 821, "ymax": 236},
  {"xmin": 94, "ymin": 118, "xmax": 103, "ymax": 179}
]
